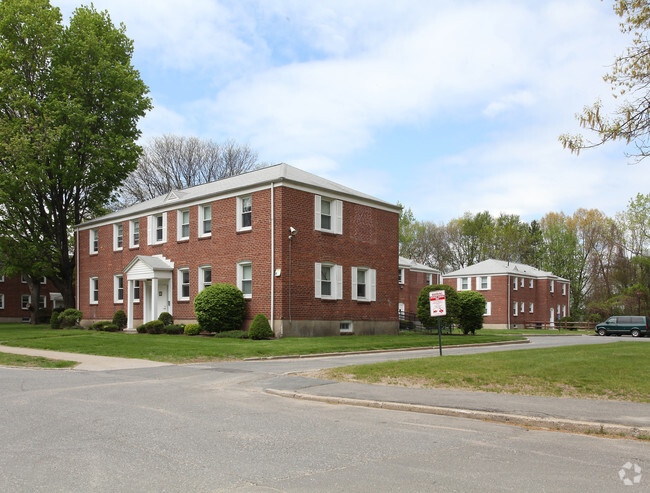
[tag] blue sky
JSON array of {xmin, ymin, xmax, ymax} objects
[{"xmin": 57, "ymin": 0, "xmax": 650, "ymax": 223}]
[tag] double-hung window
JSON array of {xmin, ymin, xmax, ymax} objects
[
  {"xmin": 38, "ymin": 295, "xmax": 46, "ymax": 310},
  {"xmin": 178, "ymin": 209, "xmax": 190, "ymax": 240},
  {"xmin": 90, "ymin": 277, "xmax": 99, "ymax": 304},
  {"xmin": 199, "ymin": 204, "xmax": 211, "ymax": 237},
  {"xmin": 148, "ymin": 213, "xmax": 167, "ymax": 245},
  {"xmin": 529, "ymin": 278, "xmax": 534, "ymax": 288},
  {"xmin": 426, "ymin": 273, "xmax": 433, "ymax": 285},
  {"xmin": 529, "ymin": 302, "xmax": 534, "ymax": 313},
  {"xmin": 513, "ymin": 301, "xmax": 518, "ymax": 316},
  {"xmin": 458, "ymin": 277, "xmax": 470, "ymax": 291},
  {"xmin": 130, "ymin": 219, "xmax": 140, "ymax": 248},
  {"xmin": 178, "ymin": 268, "xmax": 190, "ymax": 301},
  {"xmin": 513, "ymin": 277, "xmax": 518, "ymax": 291},
  {"xmin": 484, "ymin": 302, "xmax": 491, "ymax": 316},
  {"xmin": 315, "ymin": 262, "xmax": 342, "ymax": 300},
  {"xmin": 199, "ymin": 266, "xmax": 212, "ymax": 292},
  {"xmin": 21, "ymin": 295, "xmax": 31, "ymax": 310},
  {"xmin": 550, "ymin": 280, "xmax": 555, "ymax": 293},
  {"xmin": 114, "ymin": 275, "xmax": 124, "ymax": 303},
  {"xmin": 398, "ymin": 268, "xmax": 405, "ymax": 284},
  {"xmin": 90, "ymin": 229, "xmax": 99, "ymax": 254},
  {"xmin": 562, "ymin": 283, "xmax": 567, "ymax": 296},
  {"xmin": 351, "ymin": 267, "xmax": 376, "ymax": 301},
  {"xmin": 237, "ymin": 262, "xmax": 252, "ymax": 298},
  {"xmin": 0, "ymin": 293, "xmax": 4, "ymax": 310},
  {"xmin": 314, "ymin": 195, "xmax": 342, "ymax": 234},
  {"xmin": 477, "ymin": 276, "xmax": 490, "ymax": 290},
  {"xmin": 237, "ymin": 196, "xmax": 252, "ymax": 231},
  {"xmin": 114, "ymin": 224, "xmax": 123, "ymax": 251},
  {"xmin": 520, "ymin": 301, "xmax": 525, "ymax": 314},
  {"xmin": 133, "ymin": 280, "xmax": 140, "ymax": 302},
  {"xmin": 520, "ymin": 277, "xmax": 525, "ymax": 288}
]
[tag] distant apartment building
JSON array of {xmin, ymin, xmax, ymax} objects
[
  {"xmin": 442, "ymin": 259, "xmax": 570, "ymax": 329},
  {"xmin": 398, "ymin": 257, "xmax": 441, "ymax": 316}
]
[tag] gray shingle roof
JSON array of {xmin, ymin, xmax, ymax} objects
[
  {"xmin": 78, "ymin": 163, "xmax": 400, "ymax": 228},
  {"xmin": 443, "ymin": 259, "xmax": 568, "ymax": 282},
  {"xmin": 399, "ymin": 257, "xmax": 440, "ymax": 274}
]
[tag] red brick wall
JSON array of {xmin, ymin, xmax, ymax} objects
[
  {"xmin": 0, "ymin": 275, "xmax": 60, "ymax": 321},
  {"xmin": 77, "ymin": 184, "xmax": 400, "ymax": 333}
]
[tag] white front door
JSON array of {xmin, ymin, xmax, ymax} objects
[
  {"xmin": 156, "ymin": 280, "xmax": 170, "ymax": 318},
  {"xmin": 550, "ymin": 307, "xmax": 555, "ymax": 326}
]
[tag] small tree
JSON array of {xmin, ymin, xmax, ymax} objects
[
  {"xmin": 248, "ymin": 313, "xmax": 274, "ymax": 340},
  {"xmin": 457, "ymin": 291, "xmax": 486, "ymax": 335},
  {"xmin": 417, "ymin": 284, "xmax": 460, "ymax": 331},
  {"xmin": 193, "ymin": 283, "xmax": 245, "ymax": 333}
]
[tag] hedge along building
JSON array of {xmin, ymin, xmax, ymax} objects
[
  {"xmin": 442, "ymin": 259, "xmax": 570, "ymax": 330},
  {"xmin": 75, "ymin": 163, "xmax": 401, "ymax": 336}
]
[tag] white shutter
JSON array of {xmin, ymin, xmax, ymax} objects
[
  {"xmin": 351, "ymin": 267, "xmax": 358, "ymax": 301},
  {"xmin": 162, "ymin": 212, "xmax": 168, "ymax": 243},
  {"xmin": 314, "ymin": 195, "xmax": 321, "ymax": 231},
  {"xmin": 369, "ymin": 269, "xmax": 376, "ymax": 301},
  {"xmin": 314, "ymin": 262, "xmax": 321, "ymax": 298},
  {"xmin": 335, "ymin": 200, "xmax": 343, "ymax": 234},
  {"xmin": 147, "ymin": 216, "xmax": 153, "ymax": 245},
  {"xmin": 456, "ymin": 278, "xmax": 461, "ymax": 290},
  {"xmin": 335, "ymin": 264, "xmax": 343, "ymax": 299}
]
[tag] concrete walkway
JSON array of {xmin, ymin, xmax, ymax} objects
[{"xmin": 0, "ymin": 345, "xmax": 173, "ymax": 371}]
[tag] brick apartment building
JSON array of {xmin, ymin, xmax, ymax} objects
[
  {"xmin": 442, "ymin": 259, "xmax": 570, "ymax": 329},
  {"xmin": 0, "ymin": 274, "xmax": 64, "ymax": 323},
  {"xmin": 398, "ymin": 257, "xmax": 440, "ymax": 316},
  {"xmin": 75, "ymin": 164, "xmax": 401, "ymax": 337}
]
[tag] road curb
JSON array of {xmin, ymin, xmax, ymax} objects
[
  {"xmin": 244, "ymin": 338, "xmax": 530, "ymax": 361},
  {"xmin": 265, "ymin": 388, "xmax": 650, "ymax": 439}
]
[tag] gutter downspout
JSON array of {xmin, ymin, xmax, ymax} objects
[
  {"xmin": 507, "ymin": 274, "xmax": 510, "ymax": 330},
  {"xmin": 270, "ymin": 182, "xmax": 276, "ymax": 336},
  {"xmin": 76, "ymin": 229, "xmax": 80, "ymax": 310}
]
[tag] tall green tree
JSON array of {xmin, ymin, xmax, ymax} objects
[
  {"xmin": 0, "ymin": 0, "xmax": 151, "ymax": 307},
  {"xmin": 560, "ymin": 1, "xmax": 650, "ymax": 162}
]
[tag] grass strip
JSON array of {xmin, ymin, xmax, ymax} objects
[
  {"xmin": 322, "ymin": 342, "xmax": 650, "ymax": 403},
  {"xmin": 0, "ymin": 324, "xmax": 524, "ymax": 363},
  {"xmin": 0, "ymin": 352, "xmax": 77, "ymax": 369}
]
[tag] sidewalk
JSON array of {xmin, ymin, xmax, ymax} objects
[
  {"xmin": 263, "ymin": 375, "xmax": 650, "ymax": 439},
  {"xmin": 0, "ymin": 345, "xmax": 173, "ymax": 371}
]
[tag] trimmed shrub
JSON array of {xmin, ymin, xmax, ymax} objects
[
  {"xmin": 213, "ymin": 330, "xmax": 249, "ymax": 339},
  {"xmin": 164, "ymin": 324, "xmax": 184, "ymax": 335},
  {"xmin": 417, "ymin": 284, "xmax": 460, "ymax": 331},
  {"xmin": 90, "ymin": 321, "xmax": 112, "ymax": 331},
  {"xmin": 193, "ymin": 283, "xmax": 246, "ymax": 333},
  {"xmin": 248, "ymin": 313, "xmax": 274, "ymax": 340},
  {"xmin": 50, "ymin": 311, "xmax": 61, "ymax": 329},
  {"xmin": 136, "ymin": 323, "xmax": 147, "ymax": 334},
  {"xmin": 184, "ymin": 323, "xmax": 201, "ymax": 336},
  {"xmin": 145, "ymin": 320, "xmax": 165, "ymax": 334},
  {"xmin": 58, "ymin": 308, "xmax": 83, "ymax": 328},
  {"xmin": 158, "ymin": 312, "xmax": 174, "ymax": 326},
  {"xmin": 112, "ymin": 310, "xmax": 128, "ymax": 329},
  {"xmin": 457, "ymin": 290, "xmax": 486, "ymax": 335}
]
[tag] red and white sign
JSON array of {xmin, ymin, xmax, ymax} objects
[{"xmin": 429, "ymin": 290, "xmax": 447, "ymax": 317}]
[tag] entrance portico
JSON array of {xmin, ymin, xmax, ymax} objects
[{"xmin": 123, "ymin": 255, "xmax": 174, "ymax": 330}]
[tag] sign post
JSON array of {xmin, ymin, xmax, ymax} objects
[{"xmin": 429, "ymin": 290, "xmax": 446, "ymax": 356}]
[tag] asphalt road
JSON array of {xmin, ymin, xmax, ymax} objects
[{"xmin": 0, "ymin": 336, "xmax": 648, "ymax": 492}]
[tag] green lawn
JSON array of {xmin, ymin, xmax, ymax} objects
[
  {"xmin": 322, "ymin": 342, "xmax": 650, "ymax": 402},
  {"xmin": 0, "ymin": 352, "xmax": 77, "ymax": 369},
  {"xmin": 0, "ymin": 324, "xmax": 524, "ymax": 363}
]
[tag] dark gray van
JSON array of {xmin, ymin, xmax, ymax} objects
[{"xmin": 595, "ymin": 316, "xmax": 649, "ymax": 337}]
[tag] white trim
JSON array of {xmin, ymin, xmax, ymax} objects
[
  {"xmin": 0, "ymin": 293, "xmax": 4, "ymax": 310},
  {"xmin": 38, "ymin": 295, "xmax": 46, "ymax": 310},
  {"xmin": 513, "ymin": 301, "xmax": 518, "ymax": 316},
  {"xmin": 177, "ymin": 268, "xmax": 190, "ymax": 301},
  {"xmin": 113, "ymin": 223, "xmax": 123, "ymax": 251},
  {"xmin": 550, "ymin": 280, "xmax": 555, "ymax": 293},
  {"xmin": 90, "ymin": 277, "xmax": 99, "ymax": 305},
  {"xmin": 484, "ymin": 301, "xmax": 491, "ymax": 316},
  {"xmin": 529, "ymin": 278, "xmax": 534, "ymax": 288},
  {"xmin": 352, "ymin": 267, "xmax": 375, "ymax": 301},
  {"xmin": 315, "ymin": 262, "xmax": 341, "ymax": 300},
  {"xmin": 199, "ymin": 204, "xmax": 212, "ymax": 238},
  {"xmin": 237, "ymin": 261, "xmax": 252, "ymax": 298},
  {"xmin": 114, "ymin": 274, "xmax": 124, "ymax": 303},
  {"xmin": 513, "ymin": 277, "xmax": 518, "ymax": 291},
  {"xmin": 476, "ymin": 275, "xmax": 491, "ymax": 291},
  {"xmin": 21, "ymin": 294, "xmax": 31, "ymax": 310},
  {"xmin": 90, "ymin": 228, "xmax": 99, "ymax": 255},
  {"xmin": 529, "ymin": 302, "xmax": 534, "ymax": 313},
  {"xmin": 314, "ymin": 195, "xmax": 343, "ymax": 234},
  {"xmin": 177, "ymin": 209, "xmax": 190, "ymax": 241},
  {"xmin": 520, "ymin": 301, "xmax": 525, "ymax": 314},
  {"xmin": 237, "ymin": 195, "xmax": 252, "ymax": 232},
  {"xmin": 398, "ymin": 268, "xmax": 405, "ymax": 284},
  {"xmin": 129, "ymin": 219, "xmax": 140, "ymax": 248},
  {"xmin": 148, "ymin": 212, "xmax": 167, "ymax": 245},
  {"xmin": 458, "ymin": 277, "xmax": 470, "ymax": 291},
  {"xmin": 198, "ymin": 265, "xmax": 212, "ymax": 292}
]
